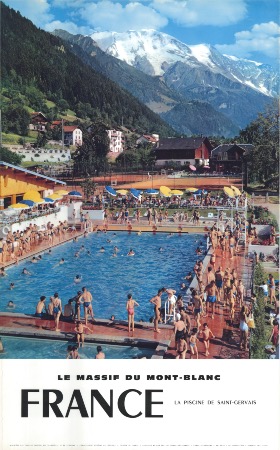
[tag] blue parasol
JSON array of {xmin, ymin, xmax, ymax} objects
[
  {"xmin": 130, "ymin": 188, "xmax": 141, "ymax": 199},
  {"xmin": 105, "ymin": 186, "xmax": 117, "ymax": 197},
  {"xmin": 43, "ymin": 197, "xmax": 55, "ymax": 203},
  {"xmin": 145, "ymin": 189, "xmax": 159, "ymax": 195},
  {"xmin": 68, "ymin": 190, "xmax": 82, "ymax": 197},
  {"xmin": 194, "ymin": 189, "xmax": 207, "ymax": 195},
  {"xmin": 20, "ymin": 199, "xmax": 36, "ymax": 207}
]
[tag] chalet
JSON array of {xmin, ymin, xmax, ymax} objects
[
  {"xmin": 50, "ymin": 120, "xmax": 62, "ymax": 129},
  {"xmin": 63, "ymin": 126, "xmax": 83, "ymax": 146},
  {"xmin": 211, "ymin": 144, "xmax": 254, "ymax": 173},
  {"xmin": 29, "ymin": 112, "xmax": 49, "ymax": 132},
  {"xmin": 107, "ymin": 130, "xmax": 124, "ymax": 153},
  {"xmin": 155, "ymin": 137, "xmax": 212, "ymax": 167},
  {"xmin": 136, "ymin": 134, "xmax": 159, "ymax": 146}
]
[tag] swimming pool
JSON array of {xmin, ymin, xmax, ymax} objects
[
  {"xmin": 0, "ymin": 335, "xmax": 155, "ymax": 359},
  {"xmin": 0, "ymin": 231, "xmax": 206, "ymax": 321}
]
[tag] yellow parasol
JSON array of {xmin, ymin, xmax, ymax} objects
[
  {"xmin": 171, "ymin": 189, "xmax": 184, "ymax": 195},
  {"xmin": 223, "ymin": 186, "xmax": 235, "ymax": 198},
  {"xmin": 185, "ymin": 187, "xmax": 197, "ymax": 192},
  {"xmin": 48, "ymin": 193, "xmax": 62, "ymax": 200},
  {"xmin": 160, "ymin": 186, "xmax": 172, "ymax": 197},
  {"xmin": 116, "ymin": 189, "xmax": 128, "ymax": 195},
  {"xmin": 23, "ymin": 190, "xmax": 42, "ymax": 201},
  {"xmin": 9, "ymin": 203, "xmax": 30, "ymax": 209},
  {"xmin": 231, "ymin": 185, "xmax": 242, "ymax": 196},
  {"xmin": 55, "ymin": 189, "xmax": 69, "ymax": 196}
]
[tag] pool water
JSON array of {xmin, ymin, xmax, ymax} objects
[
  {"xmin": 0, "ymin": 231, "xmax": 206, "ymax": 321},
  {"xmin": 0, "ymin": 336, "xmax": 155, "ymax": 359}
]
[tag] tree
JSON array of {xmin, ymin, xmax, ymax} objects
[
  {"xmin": 0, "ymin": 146, "xmax": 23, "ymax": 165},
  {"xmin": 137, "ymin": 144, "xmax": 156, "ymax": 170},
  {"xmin": 238, "ymin": 101, "xmax": 279, "ymax": 187},
  {"xmin": 2, "ymin": 104, "xmax": 30, "ymax": 135},
  {"xmin": 36, "ymin": 132, "xmax": 47, "ymax": 148},
  {"xmin": 73, "ymin": 122, "xmax": 110, "ymax": 176},
  {"xmin": 80, "ymin": 177, "xmax": 97, "ymax": 201}
]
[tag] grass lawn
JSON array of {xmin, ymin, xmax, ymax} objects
[
  {"xmin": 46, "ymin": 100, "xmax": 56, "ymax": 108},
  {"xmin": 2, "ymin": 132, "xmax": 35, "ymax": 144}
]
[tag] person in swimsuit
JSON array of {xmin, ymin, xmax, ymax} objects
[
  {"xmin": 237, "ymin": 280, "xmax": 245, "ymax": 307},
  {"xmin": 51, "ymin": 293, "xmax": 62, "ymax": 331},
  {"xmin": 179, "ymin": 307, "xmax": 191, "ymax": 335},
  {"xmin": 174, "ymin": 317, "xmax": 186, "ymax": 345},
  {"xmin": 229, "ymin": 233, "xmax": 235, "ymax": 258},
  {"xmin": 189, "ymin": 328, "xmax": 199, "ymax": 359},
  {"xmin": 239, "ymin": 305, "xmax": 249, "ymax": 350},
  {"xmin": 166, "ymin": 288, "xmax": 176, "ymax": 315},
  {"xmin": 96, "ymin": 345, "xmax": 105, "ymax": 359},
  {"xmin": 67, "ymin": 345, "xmax": 80, "ymax": 359},
  {"xmin": 35, "ymin": 296, "xmax": 47, "ymax": 318},
  {"xmin": 200, "ymin": 323, "xmax": 215, "ymax": 357},
  {"xmin": 192, "ymin": 289, "xmax": 203, "ymax": 328},
  {"xmin": 268, "ymin": 274, "xmax": 276, "ymax": 305},
  {"xmin": 79, "ymin": 287, "xmax": 94, "ymax": 325},
  {"xmin": 149, "ymin": 288, "xmax": 164, "ymax": 333},
  {"xmin": 74, "ymin": 321, "xmax": 92, "ymax": 347},
  {"xmin": 176, "ymin": 336, "xmax": 188, "ymax": 359},
  {"xmin": 205, "ymin": 281, "xmax": 218, "ymax": 319},
  {"xmin": 215, "ymin": 266, "xmax": 224, "ymax": 303},
  {"xmin": 126, "ymin": 294, "xmax": 140, "ymax": 333}
]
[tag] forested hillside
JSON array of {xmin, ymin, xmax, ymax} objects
[{"xmin": 1, "ymin": 2, "xmax": 175, "ymax": 137}]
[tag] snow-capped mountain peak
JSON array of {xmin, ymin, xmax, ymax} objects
[{"xmin": 90, "ymin": 29, "xmax": 278, "ymax": 97}]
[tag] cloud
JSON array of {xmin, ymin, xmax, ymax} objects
[
  {"xmin": 79, "ymin": 1, "xmax": 168, "ymax": 32},
  {"xmin": 45, "ymin": 20, "xmax": 93, "ymax": 35},
  {"xmin": 216, "ymin": 21, "xmax": 280, "ymax": 60},
  {"xmin": 51, "ymin": 0, "xmax": 87, "ymax": 7},
  {"xmin": 4, "ymin": 0, "xmax": 53, "ymax": 27},
  {"xmin": 150, "ymin": 0, "xmax": 247, "ymax": 27}
]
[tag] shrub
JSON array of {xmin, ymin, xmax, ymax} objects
[{"xmin": 250, "ymin": 263, "xmax": 268, "ymax": 359}]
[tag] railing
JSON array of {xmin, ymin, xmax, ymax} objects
[
  {"xmin": 0, "ymin": 207, "xmax": 61, "ymax": 226},
  {"xmin": 164, "ymin": 299, "xmax": 176, "ymax": 324}
]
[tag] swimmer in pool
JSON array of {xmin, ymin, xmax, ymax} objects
[
  {"xmin": 159, "ymin": 247, "xmax": 164, "ymax": 252},
  {"xmin": 22, "ymin": 268, "xmax": 31, "ymax": 275},
  {"xmin": 30, "ymin": 256, "xmax": 38, "ymax": 263},
  {"xmin": 9, "ymin": 283, "xmax": 15, "ymax": 290},
  {"xmin": 74, "ymin": 275, "xmax": 82, "ymax": 283},
  {"xmin": 53, "ymin": 258, "xmax": 65, "ymax": 268},
  {"xmin": 7, "ymin": 301, "xmax": 15, "ymax": 309},
  {"xmin": 74, "ymin": 252, "xmax": 79, "ymax": 258},
  {"xmin": 113, "ymin": 246, "xmax": 119, "ymax": 253},
  {"xmin": 95, "ymin": 345, "xmax": 105, "ymax": 359},
  {"xmin": 127, "ymin": 249, "xmax": 135, "ymax": 256},
  {"xmin": 100, "ymin": 247, "xmax": 105, "ymax": 253}
]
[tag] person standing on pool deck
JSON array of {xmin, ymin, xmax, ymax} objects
[
  {"xmin": 51, "ymin": 293, "xmax": 62, "ymax": 331},
  {"xmin": 79, "ymin": 287, "xmax": 94, "ymax": 325},
  {"xmin": 200, "ymin": 323, "xmax": 215, "ymax": 357},
  {"xmin": 126, "ymin": 294, "xmax": 140, "ymax": 333},
  {"xmin": 205, "ymin": 281, "xmax": 218, "ymax": 319},
  {"xmin": 150, "ymin": 288, "xmax": 164, "ymax": 333}
]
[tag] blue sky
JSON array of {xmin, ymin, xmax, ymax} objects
[{"xmin": 3, "ymin": 0, "xmax": 280, "ymax": 67}]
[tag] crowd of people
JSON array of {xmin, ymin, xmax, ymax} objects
[{"xmin": 0, "ymin": 220, "xmax": 77, "ymax": 264}]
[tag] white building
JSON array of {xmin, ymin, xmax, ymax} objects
[
  {"xmin": 107, "ymin": 130, "xmax": 124, "ymax": 153},
  {"xmin": 64, "ymin": 126, "xmax": 83, "ymax": 146},
  {"xmin": 12, "ymin": 147, "xmax": 71, "ymax": 163}
]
